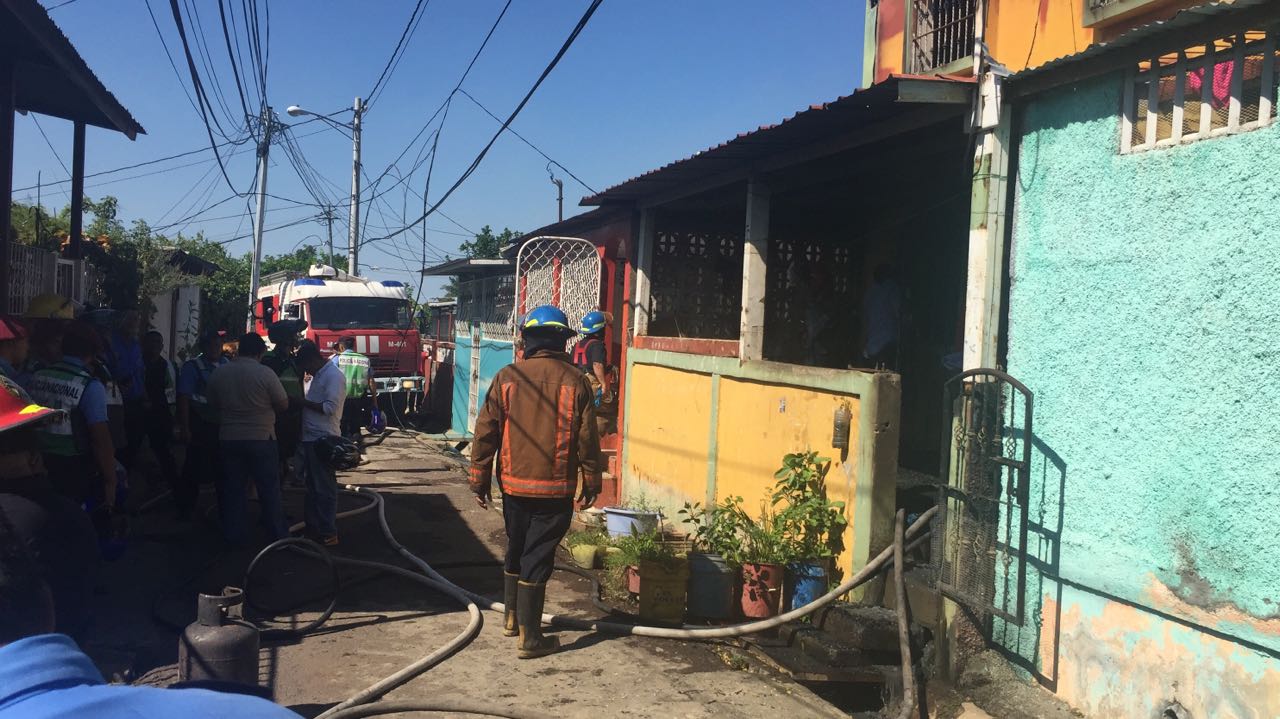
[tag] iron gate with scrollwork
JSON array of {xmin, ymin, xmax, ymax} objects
[{"xmin": 931, "ymin": 368, "xmax": 1033, "ymax": 625}]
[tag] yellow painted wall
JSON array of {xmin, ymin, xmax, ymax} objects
[
  {"xmin": 714, "ymin": 378, "xmax": 862, "ymax": 578},
  {"xmin": 986, "ymin": 0, "xmax": 1093, "ymax": 73},
  {"xmin": 623, "ymin": 364, "xmax": 714, "ymax": 510}
]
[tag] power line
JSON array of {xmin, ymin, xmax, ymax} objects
[
  {"xmin": 45, "ymin": 0, "xmax": 84, "ymax": 11},
  {"xmin": 457, "ymin": 88, "xmax": 596, "ymax": 194},
  {"xmin": 365, "ymin": 0, "xmax": 432, "ymax": 112},
  {"xmin": 29, "ymin": 116, "xmax": 70, "ymax": 178},
  {"xmin": 215, "ymin": 0, "xmax": 253, "ymax": 122},
  {"xmin": 369, "ymin": 0, "xmax": 605, "ymax": 245}
]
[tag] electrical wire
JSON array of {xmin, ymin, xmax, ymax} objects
[
  {"xmin": 216, "ymin": 0, "xmax": 254, "ymax": 122},
  {"xmin": 366, "ymin": 0, "xmax": 605, "ymax": 245},
  {"xmin": 457, "ymin": 88, "xmax": 596, "ymax": 194},
  {"xmin": 364, "ymin": 0, "xmax": 432, "ymax": 112}
]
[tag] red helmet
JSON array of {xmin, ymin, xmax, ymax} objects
[{"xmin": 0, "ymin": 375, "xmax": 58, "ymax": 432}]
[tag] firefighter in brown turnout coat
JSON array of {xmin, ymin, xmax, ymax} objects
[{"xmin": 469, "ymin": 305, "xmax": 602, "ymax": 659}]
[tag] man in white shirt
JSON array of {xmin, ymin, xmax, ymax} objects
[{"xmin": 296, "ymin": 341, "xmax": 345, "ymax": 546}]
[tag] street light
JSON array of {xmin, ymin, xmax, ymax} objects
[{"xmin": 287, "ymin": 98, "xmax": 363, "ymax": 277}]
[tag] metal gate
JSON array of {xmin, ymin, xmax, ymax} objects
[
  {"xmin": 513, "ymin": 236, "xmax": 601, "ymax": 349},
  {"xmin": 932, "ymin": 368, "xmax": 1033, "ymax": 625}
]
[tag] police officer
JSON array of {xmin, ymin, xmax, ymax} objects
[
  {"xmin": 25, "ymin": 321, "xmax": 120, "ymax": 518},
  {"xmin": 141, "ymin": 331, "xmax": 180, "ymax": 512},
  {"xmin": 470, "ymin": 305, "xmax": 602, "ymax": 659},
  {"xmin": 176, "ymin": 330, "xmax": 227, "ymax": 520},
  {"xmin": 332, "ymin": 336, "xmax": 376, "ymax": 446}
]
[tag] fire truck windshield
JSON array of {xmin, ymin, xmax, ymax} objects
[{"xmin": 308, "ymin": 297, "xmax": 412, "ymax": 330}]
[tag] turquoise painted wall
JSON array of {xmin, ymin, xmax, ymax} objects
[
  {"xmin": 1000, "ymin": 68, "xmax": 1280, "ymax": 676},
  {"xmin": 448, "ymin": 331, "xmax": 514, "ymax": 437}
]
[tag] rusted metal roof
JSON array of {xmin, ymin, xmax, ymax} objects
[
  {"xmin": 1008, "ymin": 0, "xmax": 1277, "ymax": 94},
  {"xmin": 2, "ymin": 0, "xmax": 145, "ymax": 138},
  {"xmin": 581, "ymin": 74, "xmax": 974, "ymax": 207}
]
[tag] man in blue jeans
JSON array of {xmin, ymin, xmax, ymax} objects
[
  {"xmin": 295, "ymin": 341, "xmax": 344, "ymax": 546},
  {"xmin": 206, "ymin": 333, "xmax": 289, "ymax": 545}
]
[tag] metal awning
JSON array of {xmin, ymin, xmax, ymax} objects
[
  {"xmin": 420, "ymin": 258, "xmax": 513, "ymax": 277},
  {"xmin": 1, "ymin": 0, "xmax": 145, "ymax": 138},
  {"xmin": 581, "ymin": 74, "xmax": 974, "ymax": 208}
]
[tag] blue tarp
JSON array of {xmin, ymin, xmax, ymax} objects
[{"xmin": 449, "ymin": 332, "xmax": 514, "ymax": 437}]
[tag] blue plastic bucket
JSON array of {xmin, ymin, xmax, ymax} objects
[
  {"xmin": 785, "ymin": 560, "xmax": 829, "ymax": 611},
  {"xmin": 603, "ymin": 507, "xmax": 660, "ymax": 538},
  {"xmin": 686, "ymin": 553, "xmax": 736, "ymax": 619}
]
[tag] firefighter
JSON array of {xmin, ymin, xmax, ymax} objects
[
  {"xmin": 25, "ymin": 321, "xmax": 120, "ymax": 524},
  {"xmin": 262, "ymin": 320, "xmax": 307, "ymax": 481},
  {"xmin": 0, "ymin": 315, "xmax": 29, "ymax": 382},
  {"xmin": 333, "ymin": 336, "xmax": 376, "ymax": 446},
  {"xmin": 175, "ymin": 330, "xmax": 227, "ymax": 520},
  {"xmin": 18, "ymin": 294, "xmax": 76, "ymax": 390},
  {"xmin": 470, "ymin": 305, "xmax": 602, "ymax": 659},
  {"xmin": 573, "ymin": 310, "xmax": 615, "ymax": 437}
]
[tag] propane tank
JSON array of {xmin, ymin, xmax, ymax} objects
[{"xmin": 179, "ymin": 587, "xmax": 260, "ymax": 686}]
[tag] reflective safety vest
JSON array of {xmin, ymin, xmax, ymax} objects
[
  {"xmin": 27, "ymin": 362, "xmax": 94, "ymax": 457},
  {"xmin": 336, "ymin": 351, "xmax": 371, "ymax": 397},
  {"xmin": 183, "ymin": 355, "xmax": 221, "ymax": 422},
  {"xmin": 263, "ymin": 350, "xmax": 304, "ymax": 400}
]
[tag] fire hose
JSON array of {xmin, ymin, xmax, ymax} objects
[{"xmin": 159, "ymin": 484, "xmax": 935, "ymax": 717}]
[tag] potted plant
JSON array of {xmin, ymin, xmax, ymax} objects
[
  {"xmin": 679, "ymin": 497, "xmax": 744, "ymax": 620},
  {"xmin": 565, "ymin": 529, "xmax": 608, "ymax": 569},
  {"xmin": 731, "ymin": 504, "xmax": 792, "ymax": 619},
  {"xmin": 603, "ymin": 489, "xmax": 663, "ymax": 538},
  {"xmin": 606, "ymin": 527, "xmax": 687, "ymax": 623},
  {"xmin": 773, "ymin": 451, "xmax": 847, "ymax": 611}
]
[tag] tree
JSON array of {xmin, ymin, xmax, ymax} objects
[{"xmin": 444, "ymin": 225, "xmax": 519, "ymax": 299}]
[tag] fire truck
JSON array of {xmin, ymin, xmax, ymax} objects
[{"xmin": 254, "ymin": 265, "xmax": 425, "ymax": 408}]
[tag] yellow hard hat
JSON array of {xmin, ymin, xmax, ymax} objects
[{"xmin": 23, "ymin": 293, "xmax": 76, "ymax": 320}]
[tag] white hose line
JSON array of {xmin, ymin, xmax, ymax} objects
[{"xmin": 348, "ymin": 485, "xmax": 937, "ymax": 641}]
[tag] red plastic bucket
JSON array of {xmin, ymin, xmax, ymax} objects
[
  {"xmin": 740, "ymin": 562, "xmax": 783, "ymax": 618},
  {"xmin": 625, "ymin": 564, "xmax": 641, "ymax": 594}
]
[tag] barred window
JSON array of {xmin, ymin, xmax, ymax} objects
[{"xmin": 1123, "ymin": 29, "xmax": 1278, "ymax": 153}]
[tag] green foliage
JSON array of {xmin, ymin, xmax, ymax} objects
[
  {"xmin": 772, "ymin": 451, "xmax": 847, "ymax": 560},
  {"xmin": 443, "ymin": 225, "xmax": 520, "ymax": 299},
  {"xmin": 565, "ymin": 529, "xmax": 607, "ymax": 548},
  {"xmin": 618, "ymin": 488, "xmax": 661, "ymax": 513},
  {"xmin": 679, "ymin": 497, "xmax": 744, "ymax": 558}
]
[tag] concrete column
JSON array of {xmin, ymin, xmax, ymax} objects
[
  {"xmin": 962, "ymin": 75, "xmax": 1011, "ymax": 371},
  {"xmin": 739, "ymin": 177, "xmax": 770, "ymax": 361},
  {"xmin": 631, "ymin": 208, "xmax": 655, "ymax": 338}
]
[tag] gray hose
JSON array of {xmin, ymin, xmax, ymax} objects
[
  {"xmin": 323, "ymin": 700, "xmax": 552, "ymax": 719},
  {"xmin": 893, "ymin": 509, "xmax": 916, "ymax": 719}
]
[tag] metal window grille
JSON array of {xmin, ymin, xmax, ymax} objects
[
  {"xmin": 649, "ymin": 229, "xmax": 742, "ymax": 340},
  {"xmin": 514, "ymin": 236, "xmax": 601, "ymax": 349},
  {"xmin": 909, "ymin": 0, "xmax": 977, "ymax": 74},
  {"xmin": 1124, "ymin": 28, "xmax": 1278, "ymax": 153},
  {"xmin": 764, "ymin": 238, "xmax": 860, "ymax": 367},
  {"xmin": 455, "ymin": 274, "xmax": 514, "ymax": 340}
]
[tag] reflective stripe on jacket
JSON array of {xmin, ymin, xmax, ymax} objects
[
  {"xmin": 27, "ymin": 362, "xmax": 92, "ymax": 457},
  {"xmin": 469, "ymin": 349, "xmax": 601, "ymax": 499}
]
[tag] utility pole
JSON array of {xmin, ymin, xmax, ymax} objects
[
  {"xmin": 247, "ymin": 105, "xmax": 274, "ymax": 331},
  {"xmin": 549, "ymin": 166, "xmax": 564, "ymax": 222},
  {"xmin": 322, "ymin": 204, "xmax": 336, "ymax": 266},
  {"xmin": 348, "ymin": 96, "xmax": 363, "ymax": 277}
]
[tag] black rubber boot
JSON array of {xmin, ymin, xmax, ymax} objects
[
  {"xmin": 502, "ymin": 572, "xmax": 519, "ymax": 637},
  {"xmin": 516, "ymin": 580, "xmax": 559, "ymax": 659}
]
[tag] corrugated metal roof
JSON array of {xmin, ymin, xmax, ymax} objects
[
  {"xmin": 1009, "ymin": 0, "xmax": 1276, "ymax": 89},
  {"xmin": 581, "ymin": 74, "xmax": 974, "ymax": 207},
  {"xmin": 2, "ymin": 0, "xmax": 145, "ymax": 138},
  {"xmin": 420, "ymin": 257, "xmax": 513, "ymax": 277}
]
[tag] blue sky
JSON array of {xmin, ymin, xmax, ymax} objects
[{"xmin": 16, "ymin": 1, "xmax": 863, "ymax": 297}]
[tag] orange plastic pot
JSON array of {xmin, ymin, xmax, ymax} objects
[
  {"xmin": 740, "ymin": 562, "xmax": 783, "ymax": 618},
  {"xmin": 625, "ymin": 564, "xmax": 641, "ymax": 594}
]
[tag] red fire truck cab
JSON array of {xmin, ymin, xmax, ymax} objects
[{"xmin": 254, "ymin": 265, "xmax": 425, "ymax": 401}]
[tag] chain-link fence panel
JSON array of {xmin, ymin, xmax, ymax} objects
[
  {"xmin": 455, "ymin": 274, "xmax": 515, "ymax": 341},
  {"xmin": 515, "ymin": 237, "xmax": 601, "ymax": 348}
]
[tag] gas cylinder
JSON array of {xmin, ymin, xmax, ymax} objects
[{"xmin": 179, "ymin": 587, "xmax": 260, "ymax": 686}]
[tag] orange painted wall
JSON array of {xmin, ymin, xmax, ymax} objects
[
  {"xmin": 986, "ymin": 0, "xmax": 1092, "ymax": 72},
  {"xmin": 874, "ymin": 0, "xmax": 906, "ymax": 83}
]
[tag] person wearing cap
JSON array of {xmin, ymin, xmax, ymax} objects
[
  {"xmin": 25, "ymin": 321, "xmax": 121, "ymax": 520},
  {"xmin": 176, "ymin": 330, "xmax": 228, "ymax": 520},
  {"xmin": 19, "ymin": 294, "xmax": 77, "ymax": 391},
  {"xmin": 295, "ymin": 340, "xmax": 345, "ymax": 547},
  {"xmin": 470, "ymin": 305, "xmax": 602, "ymax": 659},
  {"xmin": 0, "ymin": 316, "xmax": 30, "ymax": 383},
  {"xmin": 205, "ymin": 333, "xmax": 290, "ymax": 544},
  {"xmin": 332, "ymin": 336, "xmax": 375, "ymax": 446}
]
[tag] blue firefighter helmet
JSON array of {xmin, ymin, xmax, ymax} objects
[
  {"xmin": 579, "ymin": 310, "xmax": 607, "ymax": 336},
  {"xmin": 521, "ymin": 305, "xmax": 576, "ymax": 335}
]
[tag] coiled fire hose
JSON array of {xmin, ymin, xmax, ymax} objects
[{"xmin": 196, "ymin": 484, "xmax": 937, "ymax": 717}]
